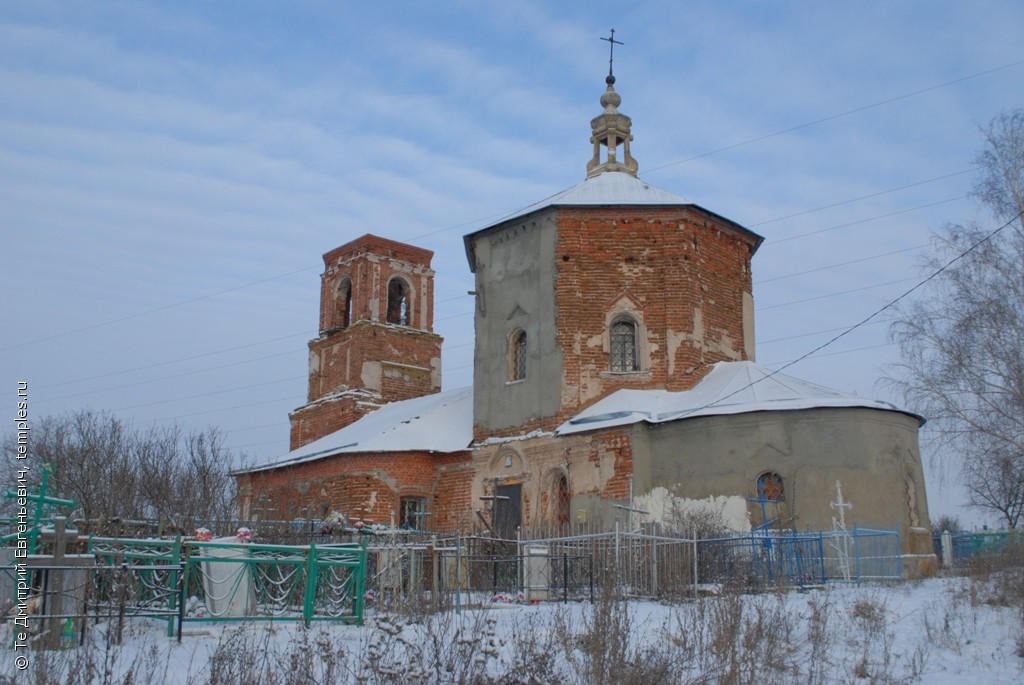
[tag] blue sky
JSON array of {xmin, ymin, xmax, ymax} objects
[{"xmin": 3, "ymin": 0, "xmax": 1022, "ymax": 526}]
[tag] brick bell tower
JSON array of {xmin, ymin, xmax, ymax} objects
[{"xmin": 288, "ymin": 234, "xmax": 443, "ymax": 450}]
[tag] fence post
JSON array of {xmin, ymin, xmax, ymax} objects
[
  {"xmin": 614, "ymin": 519, "xmax": 621, "ymax": 574},
  {"xmin": 430, "ymin": 543, "xmax": 438, "ymax": 613},
  {"xmin": 818, "ymin": 531, "xmax": 826, "ymax": 585},
  {"xmin": 302, "ymin": 542, "xmax": 318, "ymax": 628},
  {"xmin": 168, "ymin": 535, "xmax": 182, "ymax": 639},
  {"xmin": 692, "ymin": 525, "xmax": 698, "ymax": 599},
  {"xmin": 651, "ymin": 536, "xmax": 658, "ymax": 597},
  {"xmin": 455, "ymin": 535, "xmax": 462, "ymax": 615},
  {"xmin": 940, "ymin": 530, "xmax": 953, "ymax": 567},
  {"xmin": 589, "ymin": 553, "xmax": 594, "ymax": 603},
  {"xmin": 895, "ymin": 526, "xmax": 902, "ymax": 579},
  {"xmin": 115, "ymin": 561, "xmax": 128, "ymax": 645},
  {"xmin": 176, "ymin": 560, "xmax": 185, "ymax": 643},
  {"xmin": 853, "ymin": 524, "xmax": 861, "ymax": 584},
  {"xmin": 563, "ymin": 553, "xmax": 568, "ymax": 604}
]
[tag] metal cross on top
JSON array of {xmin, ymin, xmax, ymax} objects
[{"xmin": 600, "ymin": 28, "xmax": 623, "ymax": 77}]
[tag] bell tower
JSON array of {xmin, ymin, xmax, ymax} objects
[{"xmin": 288, "ymin": 234, "xmax": 443, "ymax": 449}]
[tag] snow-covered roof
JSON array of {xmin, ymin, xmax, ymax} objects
[
  {"xmin": 237, "ymin": 387, "xmax": 473, "ymax": 474},
  {"xmin": 495, "ymin": 171, "xmax": 692, "ymax": 224},
  {"xmin": 556, "ymin": 361, "xmax": 922, "ymax": 435},
  {"xmin": 463, "ymin": 172, "xmax": 761, "ymax": 271},
  {"xmin": 238, "ymin": 362, "xmax": 921, "ymax": 474}
]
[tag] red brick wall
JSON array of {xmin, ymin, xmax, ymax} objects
[
  {"xmin": 288, "ymin": 232, "xmax": 444, "ymax": 450},
  {"xmin": 473, "ymin": 205, "xmax": 758, "ymax": 440},
  {"xmin": 555, "ymin": 206, "xmax": 755, "ymax": 417},
  {"xmin": 288, "ymin": 393, "xmax": 380, "ymax": 451},
  {"xmin": 238, "ymin": 449, "xmax": 473, "ymax": 531},
  {"xmin": 305, "ymin": 323, "xmax": 442, "ymax": 404},
  {"xmin": 319, "ymin": 235, "xmax": 436, "ymax": 333},
  {"xmin": 469, "ymin": 426, "xmax": 635, "ymax": 531},
  {"xmin": 434, "ymin": 452, "xmax": 476, "ymax": 531}
]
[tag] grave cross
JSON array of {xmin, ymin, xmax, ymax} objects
[
  {"xmin": 4, "ymin": 465, "xmax": 76, "ymax": 554},
  {"xmin": 32, "ymin": 516, "xmax": 95, "ymax": 649},
  {"xmin": 830, "ymin": 479, "xmax": 853, "ymax": 531}
]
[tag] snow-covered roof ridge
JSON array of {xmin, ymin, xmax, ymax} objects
[
  {"xmin": 556, "ymin": 361, "xmax": 923, "ymax": 435},
  {"xmin": 237, "ymin": 386, "xmax": 474, "ymax": 474}
]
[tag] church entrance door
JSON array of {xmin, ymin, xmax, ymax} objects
[{"xmin": 494, "ymin": 483, "xmax": 521, "ymax": 539}]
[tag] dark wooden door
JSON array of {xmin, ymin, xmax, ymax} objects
[{"xmin": 494, "ymin": 484, "xmax": 522, "ymax": 539}]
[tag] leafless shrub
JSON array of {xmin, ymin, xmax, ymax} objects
[
  {"xmin": 803, "ymin": 590, "xmax": 832, "ymax": 683},
  {"xmin": 921, "ymin": 590, "xmax": 973, "ymax": 656},
  {"xmin": 0, "ymin": 626, "xmax": 172, "ymax": 685},
  {"xmin": 0, "ymin": 409, "xmax": 238, "ymax": 535},
  {"xmin": 205, "ymin": 626, "xmax": 280, "ymax": 685}
]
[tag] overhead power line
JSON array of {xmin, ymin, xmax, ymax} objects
[
  {"xmin": 10, "ymin": 58, "xmax": 1019, "ymax": 355},
  {"xmin": 644, "ymin": 59, "xmax": 1024, "ymax": 174},
  {"xmin": 750, "ymin": 171, "xmax": 974, "ymax": 229},
  {"xmin": 676, "ymin": 211, "xmax": 1022, "ymax": 419},
  {"xmin": 0, "ymin": 266, "xmax": 318, "ymax": 353},
  {"xmin": 757, "ymin": 277, "xmax": 920, "ymax": 311},
  {"xmin": 31, "ymin": 330, "xmax": 314, "ymax": 391},
  {"xmin": 755, "ymin": 245, "xmax": 926, "ymax": 284},
  {"xmin": 762, "ymin": 196, "xmax": 967, "ymax": 246}
]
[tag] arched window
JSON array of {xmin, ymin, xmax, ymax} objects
[
  {"xmin": 756, "ymin": 472, "xmax": 784, "ymax": 502},
  {"xmin": 553, "ymin": 473, "xmax": 570, "ymax": 529},
  {"xmin": 335, "ymin": 277, "xmax": 353, "ymax": 328},
  {"xmin": 610, "ymin": 317, "xmax": 639, "ymax": 372},
  {"xmin": 509, "ymin": 329, "xmax": 527, "ymax": 381},
  {"xmin": 386, "ymin": 278, "xmax": 410, "ymax": 326}
]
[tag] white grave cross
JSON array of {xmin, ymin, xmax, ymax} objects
[{"xmin": 830, "ymin": 480, "xmax": 853, "ymax": 532}]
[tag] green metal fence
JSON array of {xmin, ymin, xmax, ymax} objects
[
  {"xmin": 87, "ymin": 536, "xmax": 183, "ymax": 637},
  {"xmin": 84, "ymin": 537, "xmax": 367, "ymax": 627},
  {"xmin": 181, "ymin": 540, "xmax": 365, "ymax": 625}
]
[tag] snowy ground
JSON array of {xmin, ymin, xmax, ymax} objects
[{"xmin": 2, "ymin": 575, "xmax": 1022, "ymax": 684}]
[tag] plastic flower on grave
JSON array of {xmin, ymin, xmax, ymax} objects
[
  {"xmin": 194, "ymin": 527, "xmax": 213, "ymax": 542},
  {"xmin": 236, "ymin": 527, "xmax": 252, "ymax": 543}
]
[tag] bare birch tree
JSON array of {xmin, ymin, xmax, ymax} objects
[{"xmin": 886, "ymin": 110, "xmax": 1024, "ymax": 528}]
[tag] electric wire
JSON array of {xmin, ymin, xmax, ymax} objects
[
  {"xmin": 673, "ymin": 211, "xmax": 1022, "ymax": 420},
  {"xmin": 115, "ymin": 204, "xmax": 1018, "ymax": 444},
  {"xmin": 16, "ymin": 61, "xmax": 1023, "ymax": 445},
  {"xmin": 643, "ymin": 59, "xmax": 1024, "ymax": 174},
  {"xmin": 762, "ymin": 196, "xmax": 967, "ymax": 246},
  {"xmin": 8, "ymin": 57, "xmax": 1017, "ymax": 354},
  {"xmin": 749, "ymin": 171, "xmax": 974, "ymax": 228}
]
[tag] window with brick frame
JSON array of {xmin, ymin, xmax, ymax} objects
[
  {"xmin": 509, "ymin": 329, "xmax": 527, "ymax": 381},
  {"xmin": 386, "ymin": 277, "xmax": 411, "ymax": 326},
  {"xmin": 399, "ymin": 496, "xmax": 426, "ymax": 529},
  {"xmin": 609, "ymin": 316, "xmax": 639, "ymax": 372}
]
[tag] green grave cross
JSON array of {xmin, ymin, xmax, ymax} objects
[{"xmin": 4, "ymin": 465, "xmax": 76, "ymax": 554}]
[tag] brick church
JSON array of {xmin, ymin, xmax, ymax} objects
[{"xmin": 234, "ymin": 72, "xmax": 933, "ymax": 561}]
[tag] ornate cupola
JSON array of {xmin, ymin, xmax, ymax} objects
[{"xmin": 586, "ymin": 74, "xmax": 638, "ymax": 178}]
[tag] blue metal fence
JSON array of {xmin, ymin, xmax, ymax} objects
[{"xmin": 696, "ymin": 526, "xmax": 901, "ymax": 587}]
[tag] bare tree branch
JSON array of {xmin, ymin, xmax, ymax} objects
[{"xmin": 885, "ymin": 109, "xmax": 1024, "ymax": 529}]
